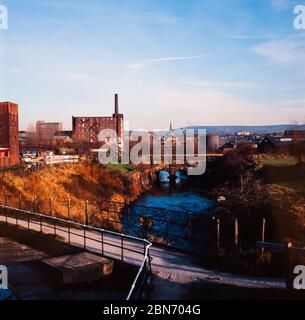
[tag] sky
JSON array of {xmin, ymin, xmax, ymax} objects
[{"xmin": 0, "ymin": 0, "xmax": 304, "ymax": 130}]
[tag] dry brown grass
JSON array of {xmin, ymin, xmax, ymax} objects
[
  {"xmin": 0, "ymin": 163, "xmax": 158, "ymax": 232},
  {"xmin": 266, "ymin": 183, "xmax": 305, "ymax": 244},
  {"xmin": 0, "ymin": 164, "xmax": 132, "ymax": 230}
]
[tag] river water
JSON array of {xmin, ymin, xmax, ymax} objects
[
  {"xmin": 134, "ymin": 170, "xmax": 212, "ymax": 214},
  {"xmin": 123, "ymin": 170, "xmax": 213, "ymax": 251}
]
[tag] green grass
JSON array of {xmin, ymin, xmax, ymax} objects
[
  {"xmin": 105, "ymin": 163, "xmax": 135, "ymax": 173},
  {"xmin": 258, "ymin": 158, "xmax": 305, "ymax": 194},
  {"xmin": 260, "ymin": 158, "xmax": 298, "ymax": 167}
]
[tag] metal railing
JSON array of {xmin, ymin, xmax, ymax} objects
[
  {"xmin": 0, "ymin": 204, "xmax": 152, "ymax": 300},
  {"xmin": 257, "ymin": 241, "xmax": 305, "ymax": 290},
  {"xmin": 1, "ymin": 193, "xmax": 271, "ymax": 253},
  {"xmin": 1, "ymin": 194, "xmax": 215, "ymax": 252}
]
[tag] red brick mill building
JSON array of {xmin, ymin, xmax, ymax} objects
[
  {"xmin": 72, "ymin": 94, "xmax": 124, "ymax": 149},
  {"xmin": 0, "ymin": 102, "xmax": 20, "ymax": 167}
]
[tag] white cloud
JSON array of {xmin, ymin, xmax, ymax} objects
[
  {"xmin": 25, "ymin": 0, "xmax": 103, "ymax": 11},
  {"xmin": 270, "ymin": 0, "xmax": 291, "ymax": 11},
  {"xmin": 127, "ymin": 55, "xmax": 209, "ymax": 71},
  {"xmin": 228, "ymin": 34, "xmax": 281, "ymax": 40},
  {"xmin": 250, "ymin": 34, "xmax": 305, "ymax": 65},
  {"xmin": 145, "ymin": 11, "xmax": 183, "ymax": 25},
  {"xmin": 127, "ymin": 63, "xmax": 146, "ymax": 72},
  {"xmin": 271, "ymin": 98, "xmax": 305, "ymax": 108},
  {"xmin": 183, "ymin": 79, "xmax": 258, "ymax": 90},
  {"xmin": 64, "ymin": 72, "xmax": 90, "ymax": 83},
  {"xmin": 128, "ymin": 86, "xmax": 274, "ymax": 128}
]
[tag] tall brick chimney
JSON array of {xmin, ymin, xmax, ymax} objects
[{"xmin": 114, "ymin": 93, "xmax": 119, "ymax": 115}]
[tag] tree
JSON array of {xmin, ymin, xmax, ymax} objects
[
  {"xmin": 26, "ymin": 124, "xmax": 39, "ymax": 147},
  {"xmin": 288, "ymin": 121, "xmax": 305, "ymax": 163}
]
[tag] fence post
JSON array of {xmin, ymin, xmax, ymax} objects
[
  {"xmin": 121, "ymin": 235, "xmax": 124, "ymax": 261},
  {"xmin": 188, "ymin": 217, "xmax": 192, "ymax": 251},
  {"xmin": 217, "ymin": 218, "xmax": 220, "ymax": 252},
  {"xmin": 284, "ymin": 241, "xmax": 293, "ymax": 291},
  {"xmin": 40, "ymin": 212, "xmax": 42, "ymax": 233},
  {"xmin": 50, "ymin": 196, "xmax": 53, "ymax": 216},
  {"xmin": 127, "ymin": 205, "xmax": 131, "ymax": 233},
  {"xmin": 15, "ymin": 193, "xmax": 22, "ymax": 225},
  {"xmin": 4, "ymin": 193, "xmax": 7, "ymax": 223},
  {"xmin": 33, "ymin": 195, "xmax": 37, "ymax": 212},
  {"xmin": 84, "ymin": 200, "xmax": 89, "ymax": 249},
  {"xmin": 234, "ymin": 218, "xmax": 239, "ymax": 251},
  {"xmin": 166, "ymin": 211, "xmax": 169, "ymax": 245},
  {"xmin": 101, "ymin": 230, "xmax": 104, "ymax": 256},
  {"xmin": 67, "ymin": 198, "xmax": 71, "ymax": 220},
  {"xmin": 85, "ymin": 200, "xmax": 89, "ymax": 226},
  {"xmin": 261, "ymin": 218, "xmax": 266, "ymax": 252},
  {"xmin": 67, "ymin": 198, "xmax": 71, "ymax": 244}
]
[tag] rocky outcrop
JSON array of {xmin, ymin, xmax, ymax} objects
[{"xmin": 111, "ymin": 166, "xmax": 159, "ymax": 204}]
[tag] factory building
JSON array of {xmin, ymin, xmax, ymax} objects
[
  {"xmin": 0, "ymin": 102, "xmax": 20, "ymax": 167},
  {"xmin": 36, "ymin": 121, "xmax": 63, "ymax": 141},
  {"xmin": 72, "ymin": 94, "xmax": 123, "ymax": 148}
]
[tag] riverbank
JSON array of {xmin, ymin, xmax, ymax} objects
[{"xmin": 0, "ymin": 163, "xmax": 159, "ymax": 226}]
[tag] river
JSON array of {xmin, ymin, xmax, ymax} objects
[{"xmin": 123, "ymin": 170, "xmax": 214, "ymax": 251}]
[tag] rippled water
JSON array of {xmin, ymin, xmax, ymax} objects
[
  {"xmin": 134, "ymin": 170, "xmax": 212, "ymax": 214},
  {"xmin": 123, "ymin": 170, "xmax": 213, "ymax": 250}
]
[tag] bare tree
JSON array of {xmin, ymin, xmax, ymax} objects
[
  {"xmin": 26, "ymin": 124, "xmax": 39, "ymax": 147},
  {"xmin": 288, "ymin": 120, "xmax": 305, "ymax": 163}
]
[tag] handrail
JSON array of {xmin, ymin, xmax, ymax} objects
[
  {"xmin": 256, "ymin": 241, "xmax": 305, "ymax": 253},
  {"xmin": 126, "ymin": 241, "xmax": 152, "ymax": 300},
  {"xmin": 256, "ymin": 241, "xmax": 284, "ymax": 251},
  {"xmin": 256, "ymin": 240, "xmax": 305, "ymax": 290},
  {"xmin": 0, "ymin": 205, "xmax": 152, "ymax": 300},
  {"xmin": 1, "ymin": 194, "xmax": 215, "ymax": 253},
  {"xmin": 0, "ymin": 205, "xmax": 151, "ymax": 245}
]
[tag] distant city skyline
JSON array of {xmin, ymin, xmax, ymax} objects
[{"xmin": 0, "ymin": 0, "xmax": 305, "ymax": 131}]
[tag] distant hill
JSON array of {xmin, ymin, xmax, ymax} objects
[{"xmin": 183, "ymin": 125, "xmax": 305, "ymax": 134}]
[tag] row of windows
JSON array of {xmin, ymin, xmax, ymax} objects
[
  {"xmin": 77, "ymin": 117, "xmax": 114, "ymax": 123},
  {"xmin": 76, "ymin": 124, "xmax": 116, "ymax": 130}
]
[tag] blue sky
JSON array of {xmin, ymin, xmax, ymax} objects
[{"xmin": 0, "ymin": 0, "xmax": 304, "ymax": 130}]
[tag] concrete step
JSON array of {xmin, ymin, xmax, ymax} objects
[{"xmin": 42, "ymin": 252, "xmax": 114, "ymax": 285}]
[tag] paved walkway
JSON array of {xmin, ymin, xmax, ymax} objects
[{"xmin": 0, "ymin": 214, "xmax": 286, "ymax": 291}]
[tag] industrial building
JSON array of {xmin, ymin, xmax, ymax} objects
[
  {"xmin": 36, "ymin": 121, "xmax": 63, "ymax": 141},
  {"xmin": 72, "ymin": 94, "xmax": 123, "ymax": 148},
  {"xmin": 52, "ymin": 130, "xmax": 73, "ymax": 147},
  {"xmin": 0, "ymin": 102, "xmax": 20, "ymax": 167}
]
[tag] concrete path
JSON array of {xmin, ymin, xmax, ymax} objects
[{"xmin": 0, "ymin": 214, "xmax": 286, "ymax": 291}]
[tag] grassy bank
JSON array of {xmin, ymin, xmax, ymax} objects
[
  {"xmin": 105, "ymin": 163, "xmax": 135, "ymax": 174},
  {"xmin": 260, "ymin": 158, "xmax": 298, "ymax": 167},
  {"xmin": 0, "ymin": 163, "xmax": 156, "ymax": 231},
  {"xmin": 257, "ymin": 155, "xmax": 305, "ymax": 193}
]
